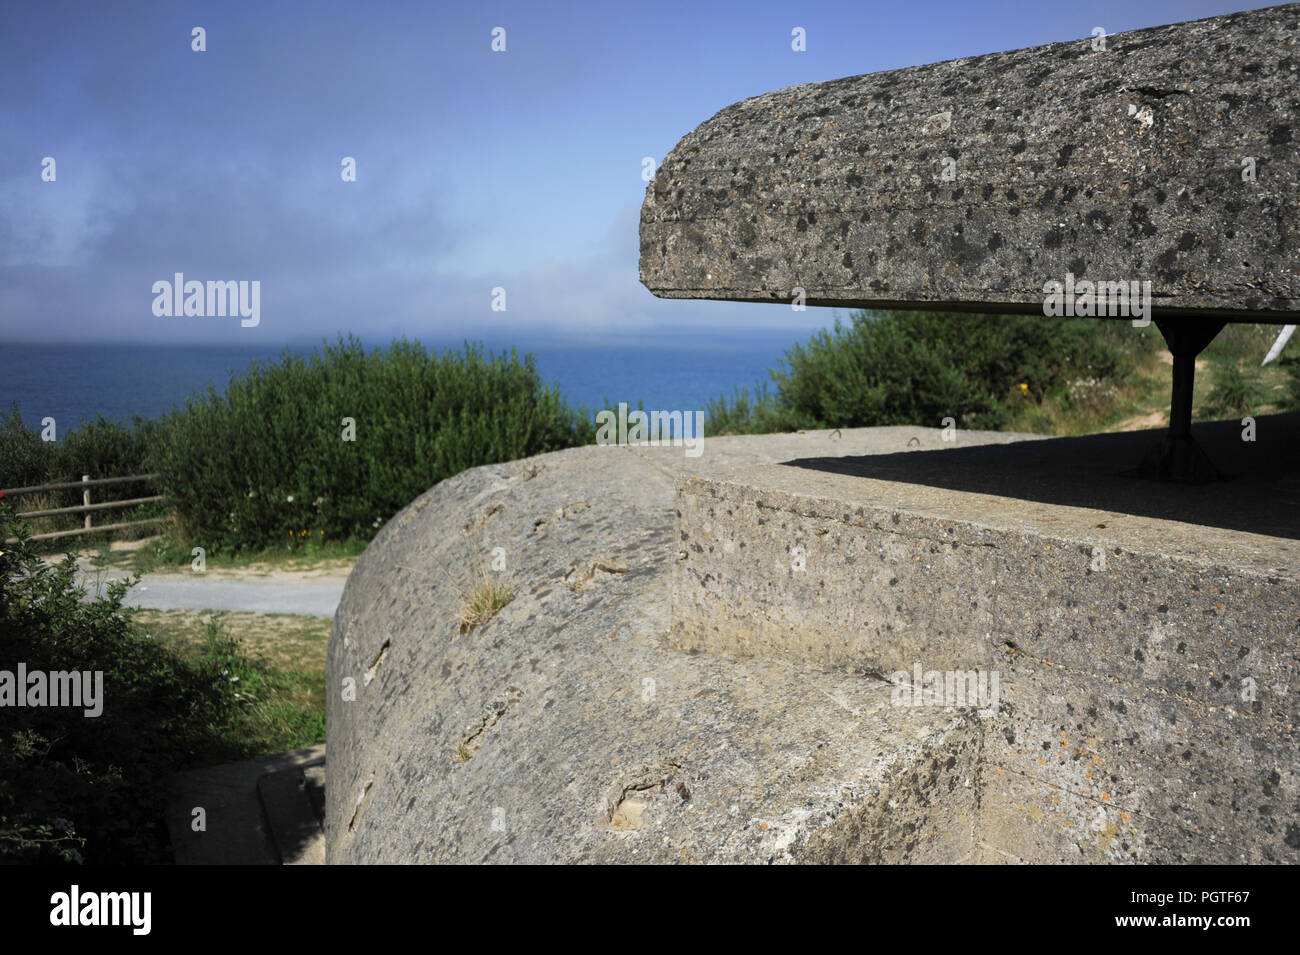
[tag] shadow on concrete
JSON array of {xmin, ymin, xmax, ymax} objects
[
  {"xmin": 783, "ymin": 413, "xmax": 1300, "ymax": 540},
  {"xmin": 165, "ymin": 745, "xmax": 325, "ymax": 865}
]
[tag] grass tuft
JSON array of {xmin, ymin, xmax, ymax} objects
[
  {"xmin": 436, "ymin": 531, "xmax": 515, "ymax": 636},
  {"xmin": 457, "ymin": 578, "xmax": 515, "ymax": 634}
]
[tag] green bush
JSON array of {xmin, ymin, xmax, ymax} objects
[
  {"xmin": 0, "ymin": 409, "xmax": 164, "ymax": 546},
  {"xmin": 1203, "ymin": 323, "xmax": 1289, "ymax": 364},
  {"xmin": 708, "ymin": 310, "xmax": 1153, "ymax": 434},
  {"xmin": 55, "ymin": 414, "xmax": 162, "ymax": 484},
  {"xmin": 1204, "ymin": 358, "xmax": 1269, "ymax": 418},
  {"xmin": 1278, "ymin": 358, "xmax": 1300, "ymax": 413},
  {"xmin": 147, "ymin": 337, "xmax": 592, "ymax": 552},
  {"xmin": 0, "ymin": 406, "xmax": 55, "ymax": 490},
  {"xmin": 0, "ymin": 408, "xmax": 157, "ymax": 493},
  {"xmin": 705, "ymin": 383, "xmax": 804, "ymax": 436},
  {"xmin": 0, "ymin": 502, "xmax": 241, "ymax": 863}
]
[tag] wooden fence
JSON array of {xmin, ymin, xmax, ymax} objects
[{"xmin": 2, "ymin": 473, "xmax": 167, "ymax": 542}]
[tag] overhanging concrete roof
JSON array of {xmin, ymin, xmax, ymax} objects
[{"xmin": 639, "ymin": 4, "xmax": 1300, "ymax": 321}]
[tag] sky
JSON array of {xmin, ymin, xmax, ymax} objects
[{"xmin": 0, "ymin": 0, "xmax": 1266, "ymax": 347}]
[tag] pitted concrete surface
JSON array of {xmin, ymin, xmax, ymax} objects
[
  {"xmin": 674, "ymin": 415, "xmax": 1300, "ymax": 862},
  {"xmin": 327, "ymin": 426, "xmax": 1019, "ymax": 863},
  {"xmin": 640, "ymin": 4, "xmax": 1300, "ymax": 321},
  {"xmin": 325, "ymin": 420, "xmax": 1300, "ymax": 862},
  {"xmin": 329, "ymin": 420, "xmax": 1299, "ymax": 863}
]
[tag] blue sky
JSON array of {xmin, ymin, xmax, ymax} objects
[{"xmin": 0, "ymin": 0, "xmax": 1262, "ymax": 346}]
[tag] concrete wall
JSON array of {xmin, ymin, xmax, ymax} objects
[{"xmin": 672, "ymin": 421, "xmax": 1300, "ymax": 862}]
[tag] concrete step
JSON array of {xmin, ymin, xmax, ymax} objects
[
  {"xmin": 165, "ymin": 745, "xmax": 326, "ymax": 865},
  {"xmin": 672, "ymin": 417, "xmax": 1300, "ymax": 862}
]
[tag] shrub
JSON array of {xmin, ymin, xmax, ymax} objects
[
  {"xmin": 1278, "ymin": 358, "xmax": 1300, "ymax": 413},
  {"xmin": 1064, "ymin": 376, "xmax": 1120, "ymax": 416},
  {"xmin": 708, "ymin": 310, "xmax": 1153, "ymax": 434},
  {"xmin": 0, "ymin": 409, "xmax": 157, "ymax": 493},
  {"xmin": 0, "ymin": 405, "xmax": 54, "ymax": 491},
  {"xmin": 54, "ymin": 414, "xmax": 161, "ymax": 484},
  {"xmin": 148, "ymin": 337, "xmax": 592, "ymax": 552},
  {"xmin": 1204, "ymin": 323, "xmax": 1290, "ymax": 364},
  {"xmin": 1204, "ymin": 359, "xmax": 1269, "ymax": 418},
  {"xmin": 0, "ymin": 502, "xmax": 241, "ymax": 863},
  {"xmin": 0, "ymin": 410, "xmax": 163, "ymax": 544},
  {"xmin": 705, "ymin": 383, "xmax": 804, "ymax": 436}
]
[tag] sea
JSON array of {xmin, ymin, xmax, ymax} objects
[{"xmin": 0, "ymin": 329, "xmax": 813, "ymax": 433}]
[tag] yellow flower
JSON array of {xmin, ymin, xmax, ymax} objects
[{"xmin": 1017, "ymin": 382, "xmax": 1029, "ymax": 395}]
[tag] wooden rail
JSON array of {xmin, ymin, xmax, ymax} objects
[{"xmin": 2, "ymin": 473, "xmax": 167, "ymax": 542}]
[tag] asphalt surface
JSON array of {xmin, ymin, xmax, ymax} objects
[{"xmin": 78, "ymin": 570, "xmax": 347, "ymax": 618}]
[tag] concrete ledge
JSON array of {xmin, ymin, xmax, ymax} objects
[{"xmin": 672, "ymin": 416, "xmax": 1300, "ymax": 861}]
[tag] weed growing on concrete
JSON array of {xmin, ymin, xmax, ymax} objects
[{"xmin": 436, "ymin": 531, "xmax": 514, "ymax": 635}]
